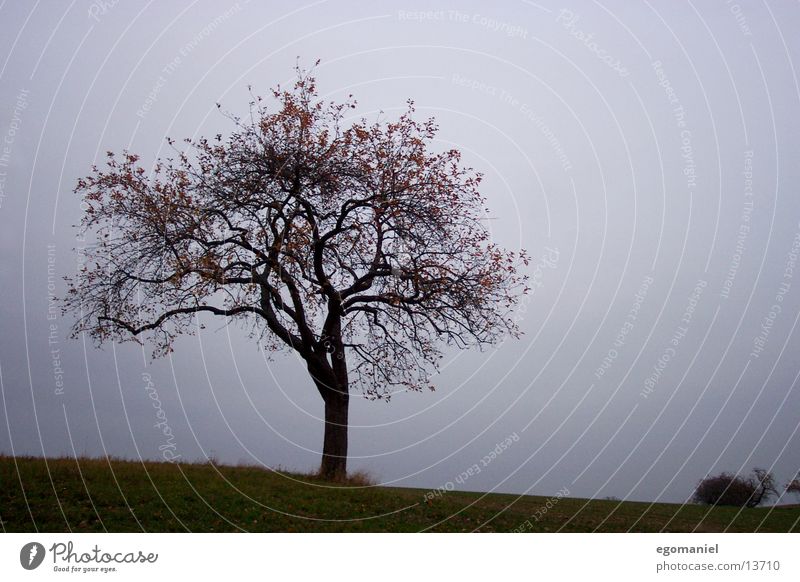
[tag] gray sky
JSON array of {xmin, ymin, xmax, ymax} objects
[{"xmin": 1, "ymin": 0, "xmax": 799, "ymax": 506}]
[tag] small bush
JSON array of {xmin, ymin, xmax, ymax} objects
[
  {"xmin": 342, "ymin": 470, "xmax": 377, "ymax": 487},
  {"xmin": 311, "ymin": 468, "xmax": 377, "ymax": 486},
  {"xmin": 693, "ymin": 468, "xmax": 777, "ymax": 508}
]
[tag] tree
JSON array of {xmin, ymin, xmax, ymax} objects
[
  {"xmin": 63, "ymin": 66, "xmax": 529, "ymax": 480},
  {"xmin": 785, "ymin": 475, "xmax": 800, "ymax": 500},
  {"xmin": 692, "ymin": 468, "xmax": 778, "ymax": 508}
]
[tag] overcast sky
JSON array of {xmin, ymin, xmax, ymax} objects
[{"xmin": 1, "ymin": 0, "xmax": 799, "ymax": 509}]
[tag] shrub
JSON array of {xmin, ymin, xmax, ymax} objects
[{"xmin": 693, "ymin": 468, "xmax": 777, "ymax": 507}]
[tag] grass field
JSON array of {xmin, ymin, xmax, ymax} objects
[{"xmin": 2, "ymin": 455, "xmax": 798, "ymax": 532}]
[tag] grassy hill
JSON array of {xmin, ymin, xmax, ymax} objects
[{"xmin": 1, "ymin": 455, "xmax": 798, "ymax": 532}]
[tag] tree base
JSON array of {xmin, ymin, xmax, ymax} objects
[
  {"xmin": 319, "ymin": 391, "xmax": 349, "ymax": 481},
  {"xmin": 318, "ymin": 458, "xmax": 348, "ymax": 481}
]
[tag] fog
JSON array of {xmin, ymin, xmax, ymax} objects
[{"xmin": 1, "ymin": 0, "xmax": 799, "ymax": 506}]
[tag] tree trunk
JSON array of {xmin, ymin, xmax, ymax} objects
[
  {"xmin": 319, "ymin": 389, "xmax": 348, "ymax": 480},
  {"xmin": 311, "ymin": 314, "xmax": 349, "ymax": 481}
]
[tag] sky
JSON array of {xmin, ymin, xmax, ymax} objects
[{"xmin": 1, "ymin": 0, "xmax": 799, "ymax": 508}]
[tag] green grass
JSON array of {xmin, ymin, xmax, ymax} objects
[{"xmin": 1, "ymin": 455, "xmax": 798, "ymax": 532}]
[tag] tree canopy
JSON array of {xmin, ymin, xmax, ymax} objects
[{"xmin": 63, "ymin": 66, "xmax": 529, "ymax": 477}]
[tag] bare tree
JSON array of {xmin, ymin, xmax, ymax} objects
[
  {"xmin": 785, "ymin": 474, "xmax": 800, "ymax": 501},
  {"xmin": 746, "ymin": 468, "xmax": 778, "ymax": 507},
  {"xmin": 63, "ymin": 66, "xmax": 529, "ymax": 479}
]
